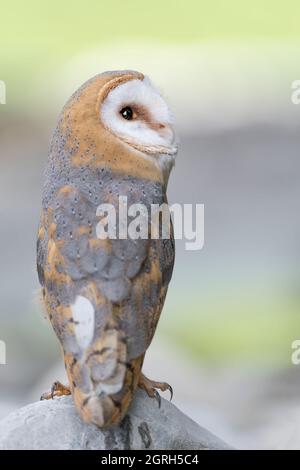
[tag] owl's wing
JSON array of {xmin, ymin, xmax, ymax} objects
[
  {"xmin": 37, "ymin": 184, "xmax": 174, "ymax": 360},
  {"xmin": 119, "ymin": 230, "xmax": 175, "ymax": 359}
]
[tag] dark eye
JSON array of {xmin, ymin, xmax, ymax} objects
[{"xmin": 120, "ymin": 106, "xmax": 133, "ymax": 120}]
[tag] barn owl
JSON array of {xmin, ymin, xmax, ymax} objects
[{"xmin": 37, "ymin": 70, "xmax": 177, "ymax": 428}]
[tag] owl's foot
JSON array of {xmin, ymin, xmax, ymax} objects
[
  {"xmin": 138, "ymin": 373, "xmax": 173, "ymax": 408},
  {"xmin": 40, "ymin": 381, "xmax": 71, "ymax": 401}
]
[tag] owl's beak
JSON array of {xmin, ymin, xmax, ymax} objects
[
  {"xmin": 141, "ymin": 141, "xmax": 178, "ymax": 157},
  {"xmin": 155, "ymin": 124, "xmax": 177, "ymax": 155},
  {"xmin": 121, "ymin": 123, "xmax": 178, "ymax": 157}
]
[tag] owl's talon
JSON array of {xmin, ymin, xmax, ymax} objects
[
  {"xmin": 40, "ymin": 380, "xmax": 71, "ymax": 401},
  {"xmin": 138, "ymin": 373, "xmax": 173, "ymax": 407}
]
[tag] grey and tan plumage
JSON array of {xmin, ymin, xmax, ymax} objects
[{"xmin": 37, "ymin": 70, "xmax": 177, "ymax": 427}]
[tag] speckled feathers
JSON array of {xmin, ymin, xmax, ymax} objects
[{"xmin": 37, "ymin": 70, "xmax": 175, "ymax": 427}]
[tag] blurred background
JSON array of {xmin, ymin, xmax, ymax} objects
[{"xmin": 1, "ymin": 0, "xmax": 300, "ymax": 449}]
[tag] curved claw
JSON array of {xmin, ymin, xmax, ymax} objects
[
  {"xmin": 154, "ymin": 390, "xmax": 161, "ymax": 408},
  {"xmin": 51, "ymin": 381, "xmax": 58, "ymax": 399},
  {"xmin": 168, "ymin": 385, "xmax": 173, "ymax": 402}
]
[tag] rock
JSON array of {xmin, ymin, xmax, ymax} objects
[{"xmin": 0, "ymin": 389, "xmax": 231, "ymax": 450}]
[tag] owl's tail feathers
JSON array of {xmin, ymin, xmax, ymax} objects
[{"xmin": 64, "ymin": 325, "xmax": 143, "ymax": 428}]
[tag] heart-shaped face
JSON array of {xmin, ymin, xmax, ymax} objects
[{"xmin": 100, "ymin": 75, "xmax": 178, "ymax": 159}]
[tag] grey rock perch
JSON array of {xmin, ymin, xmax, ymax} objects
[{"xmin": 0, "ymin": 390, "xmax": 231, "ymax": 450}]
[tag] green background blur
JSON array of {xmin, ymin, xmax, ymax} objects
[{"xmin": 1, "ymin": 0, "xmax": 300, "ymax": 448}]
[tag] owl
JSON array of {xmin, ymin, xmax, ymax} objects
[{"xmin": 37, "ymin": 70, "xmax": 177, "ymax": 428}]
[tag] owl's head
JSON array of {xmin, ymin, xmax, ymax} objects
[
  {"xmin": 99, "ymin": 73, "xmax": 177, "ymax": 180},
  {"xmin": 58, "ymin": 71, "xmax": 178, "ymax": 186}
]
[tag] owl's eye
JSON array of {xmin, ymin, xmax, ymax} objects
[{"xmin": 120, "ymin": 106, "xmax": 133, "ymax": 120}]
